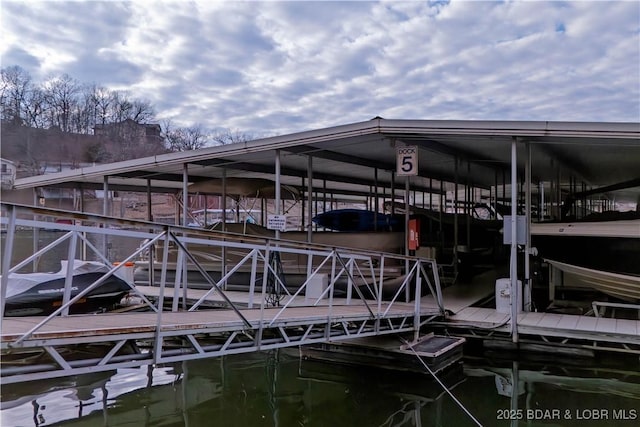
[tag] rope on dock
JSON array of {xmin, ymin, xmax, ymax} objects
[{"xmin": 399, "ymin": 337, "xmax": 483, "ymax": 427}]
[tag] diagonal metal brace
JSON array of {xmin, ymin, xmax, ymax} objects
[
  {"xmin": 168, "ymin": 232, "xmax": 252, "ymax": 329},
  {"xmin": 334, "ymin": 251, "xmax": 375, "ymax": 318}
]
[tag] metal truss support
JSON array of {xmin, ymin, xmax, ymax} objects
[{"xmin": 1, "ymin": 203, "xmax": 445, "ymax": 385}]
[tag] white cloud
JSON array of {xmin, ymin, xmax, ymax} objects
[{"xmin": 1, "ymin": 0, "xmax": 638, "ymax": 135}]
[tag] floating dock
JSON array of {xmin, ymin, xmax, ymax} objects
[
  {"xmin": 301, "ymin": 334, "xmax": 465, "ymax": 374},
  {"xmin": 413, "ymin": 268, "xmax": 640, "ymax": 356}
]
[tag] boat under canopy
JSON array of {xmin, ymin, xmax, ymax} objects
[
  {"xmin": 531, "ymin": 217, "xmax": 640, "ymax": 276},
  {"xmin": 312, "ymin": 209, "xmax": 402, "ymax": 232},
  {"xmin": 546, "ymin": 259, "xmax": 640, "ymax": 302}
]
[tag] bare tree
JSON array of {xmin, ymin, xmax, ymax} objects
[
  {"xmin": 2, "ymin": 65, "xmax": 227, "ymax": 168},
  {"xmin": 0, "ymin": 65, "xmax": 32, "ymax": 124},
  {"xmin": 211, "ymin": 129, "xmax": 254, "ymax": 145},
  {"xmin": 111, "ymin": 91, "xmax": 132, "ymax": 124},
  {"xmin": 88, "ymin": 85, "xmax": 115, "ymax": 126},
  {"xmin": 163, "ymin": 121, "xmax": 211, "ymax": 151},
  {"xmin": 108, "ymin": 91, "xmax": 153, "ymax": 123},
  {"xmin": 71, "ymin": 86, "xmax": 95, "ymax": 134},
  {"xmin": 42, "ymin": 73, "xmax": 81, "ymax": 132},
  {"xmin": 129, "ymin": 99, "xmax": 155, "ymax": 123},
  {"xmin": 22, "ymin": 86, "xmax": 47, "ymax": 128}
]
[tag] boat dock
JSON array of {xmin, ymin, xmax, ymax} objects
[
  {"xmin": 2, "ymin": 119, "xmax": 639, "ymax": 385},
  {"xmin": 1, "ymin": 302, "xmax": 429, "ymax": 367},
  {"xmin": 2, "ymin": 205, "xmax": 636, "ymax": 386},
  {"xmin": 418, "ymin": 270, "xmax": 640, "ymax": 355},
  {"xmin": 1, "ymin": 205, "xmax": 445, "ymax": 384},
  {"xmin": 445, "ymin": 308, "xmax": 639, "ymax": 353},
  {"xmin": 140, "ymin": 280, "xmax": 639, "ymax": 352}
]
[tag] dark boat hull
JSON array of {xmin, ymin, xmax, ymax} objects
[
  {"xmin": 312, "ymin": 209, "xmax": 402, "ymax": 232},
  {"xmin": 5, "ymin": 272, "xmax": 131, "ymax": 316}
]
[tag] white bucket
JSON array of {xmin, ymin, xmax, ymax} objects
[
  {"xmin": 114, "ymin": 261, "xmax": 135, "ymax": 285},
  {"xmin": 495, "ymin": 278, "xmax": 522, "ymax": 314}
]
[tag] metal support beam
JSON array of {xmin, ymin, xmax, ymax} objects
[
  {"xmin": 102, "ymin": 176, "xmax": 109, "ymax": 258},
  {"xmin": 405, "ymin": 176, "xmax": 410, "ymax": 302},
  {"xmin": 307, "ymin": 155, "xmax": 314, "ymax": 276},
  {"xmin": 275, "ymin": 149, "xmax": 281, "ymax": 240},
  {"xmin": 453, "ymin": 158, "xmax": 459, "ymax": 278},
  {"xmin": 0, "ymin": 205, "xmax": 16, "ymax": 319},
  {"xmin": 510, "ymin": 138, "xmax": 519, "ymax": 342},
  {"xmin": 374, "ymin": 168, "xmax": 379, "ymax": 231},
  {"xmin": 182, "ymin": 163, "xmax": 189, "ymax": 226},
  {"xmin": 32, "ymin": 189, "xmax": 39, "ymax": 271},
  {"xmin": 524, "ymin": 142, "xmax": 532, "ymax": 312}
]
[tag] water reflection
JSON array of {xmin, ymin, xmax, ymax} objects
[
  {"xmin": 461, "ymin": 353, "xmax": 640, "ymax": 427},
  {"xmin": 1, "ymin": 350, "xmax": 639, "ymax": 426}
]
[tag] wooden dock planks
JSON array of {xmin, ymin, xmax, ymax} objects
[{"xmin": 1, "ymin": 302, "xmax": 421, "ymax": 343}]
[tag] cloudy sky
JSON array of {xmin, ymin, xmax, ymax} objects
[{"xmin": 2, "ymin": 0, "xmax": 639, "ymax": 136}]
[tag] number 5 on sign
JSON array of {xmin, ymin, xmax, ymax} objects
[{"xmin": 397, "ymin": 146, "xmax": 418, "ymax": 176}]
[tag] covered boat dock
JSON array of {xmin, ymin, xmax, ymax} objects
[{"xmin": 3, "ymin": 118, "xmax": 640, "ymax": 369}]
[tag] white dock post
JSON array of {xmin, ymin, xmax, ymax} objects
[
  {"xmin": 509, "ymin": 137, "xmax": 518, "ymax": 343},
  {"xmin": 524, "ymin": 141, "xmax": 532, "ymax": 312},
  {"xmin": 510, "ymin": 137, "xmax": 519, "ymax": 343},
  {"xmin": 0, "ymin": 205, "xmax": 16, "ymax": 320}
]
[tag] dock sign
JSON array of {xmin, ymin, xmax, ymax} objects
[
  {"xmin": 267, "ymin": 215, "xmax": 287, "ymax": 231},
  {"xmin": 397, "ymin": 146, "xmax": 418, "ymax": 176}
]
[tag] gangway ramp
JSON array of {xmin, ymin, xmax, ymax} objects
[
  {"xmin": 1, "ymin": 302, "xmax": 435, "ymax": 380},
  {"xmin": 1, "ymin": 203, "xmax": 445, "ymax": 384}
]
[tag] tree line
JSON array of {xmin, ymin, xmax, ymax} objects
[{"xmin": 0, "ymin": 65, "xmax": 253, "ymax": 156}]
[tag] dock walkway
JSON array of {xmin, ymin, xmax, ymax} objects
[
  {"xmin": 1, "ymin": 301, "xmax": 438, "ymax": 385},
  {"xmin": 420, "ymin": 277, "xmax": 640, "ymax": 353},
  {"xmin": 1, "ymin": 302, "xmax": 423, "ymax": 343},
  {"xmin": 451, "ymin": 307, "xmax": 637, "ymax": 340}
]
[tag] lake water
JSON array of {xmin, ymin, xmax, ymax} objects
[{"xmin": 1, "ymin": 348, "xmax": 638, "ymax": 427}]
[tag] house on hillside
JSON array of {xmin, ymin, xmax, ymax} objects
[
  {"xmin": 1, "ymin": 120, "xmax": 165, "ymax": 215},
  {"xmin": 1, "ymin": 158, "xmax": 16, "ymax": 190},
  {"xmin": 94, "ymin": 119, "xmax": 162, "ymax": 145},
  {"xmin": 94, "ymin": 119, "xmax": 165, "ymax": 161}
]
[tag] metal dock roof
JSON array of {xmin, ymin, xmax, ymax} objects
[{"xmin": 11, "ymin": 118, "xmax": 640, "ymax": 202}]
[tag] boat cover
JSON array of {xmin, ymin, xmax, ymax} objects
[{"xmin": 6, "ymin": 260, "xmax": 114, "ymax": 298}]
